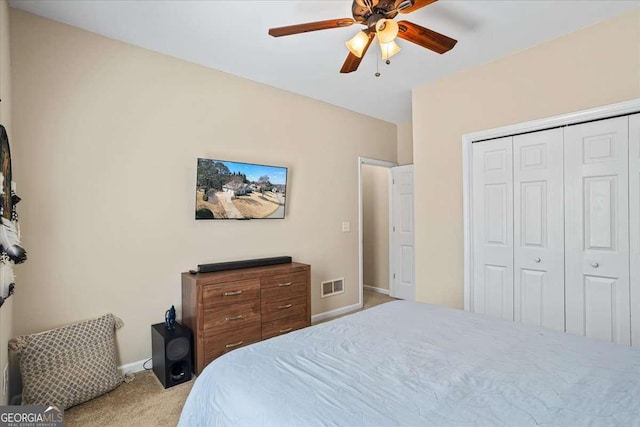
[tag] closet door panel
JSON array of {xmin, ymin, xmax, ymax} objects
[
  {"xmin": 584, "ymin": 276, "xmax": 620, "ymax": 342},
  {"xmin": 472, "ymin": 137, "xmax": 514, "ymax": 320},
  {"xmin": 630, "ymin": 113, "xmax": 640, "ymax": 347},
  {"xmin": 513, "ymin": 128, "xmax": 564, "ymax": 331},
  {"xmin": 565, "ymin": 116, "xmax": 630, "ymax": 345}
]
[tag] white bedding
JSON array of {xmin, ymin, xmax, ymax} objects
[{"xmin": 179, "ymin": 301, "xmax": 640, "ymax": 426}]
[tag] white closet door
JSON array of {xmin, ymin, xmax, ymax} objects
[
  {"xmin": 391, "ymin": 165, "xmax": 415, "ymax": 301},
  {"xmin": 630, "ymin": 113, "xmax": 640, "ymax": 347},
  {"xmin": 565, "ymin": 116, "xmax": 630, "ymax": 345},
  {"xmin": 513, "ymin": 128, "xmax": 564, "ymax": 331},
  {"xmin": 472, "ymin": 137, "xmax": 514, "ymax": 320}
]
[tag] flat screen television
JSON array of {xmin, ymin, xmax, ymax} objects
[{"xmin": 195, "ymin": 158, "xmax": 288, "ymax": 220}]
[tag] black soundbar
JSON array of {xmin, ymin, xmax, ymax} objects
[{"xmin": 197, "ymin": 256, "xmax": 292, "ymax": 273}]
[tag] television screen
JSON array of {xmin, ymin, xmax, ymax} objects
[{"xmin": 195, "ymin": 158, "xmax": 288, "ymax": 220}]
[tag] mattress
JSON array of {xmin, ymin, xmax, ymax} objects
[{"xmin": 179, "ymin": 301, "xmax": 640, "ymax": 426}]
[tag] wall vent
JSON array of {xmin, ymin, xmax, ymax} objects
[{"xmin": 321, "ymin": 278, "xmax": 345, "ymax": 298}]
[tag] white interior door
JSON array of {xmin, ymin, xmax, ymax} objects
[
  {"xmin": 472, "ymin": 137, "xmax": 514, "ymax": 320},
  {"xmin": 565, "ymin": 116, "xmax": 631, "ymax": 345},
  {"xmin": 630, "ymin": 113, "xmax": 640, "ymax": 347},
  {"xmin": 390, "ymin": 165, "xmax": 414, "ymax": 301},
  {"xmin": 513, "ymin": 128, "xmax": 565, "ymax": 331}
]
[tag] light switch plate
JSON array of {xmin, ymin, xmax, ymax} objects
[{"xmin": 342, "ymin": 221, "xmax": 351, "ymax": 232}]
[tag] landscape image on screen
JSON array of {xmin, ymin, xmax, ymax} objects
[{"xmin": 195, "ymin": 158, "xmax": 287, "ymax": 219}]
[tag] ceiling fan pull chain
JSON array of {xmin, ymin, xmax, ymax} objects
[{"xmin": 375, "ymin": 54, "xmax": 381, "ymax": 77}]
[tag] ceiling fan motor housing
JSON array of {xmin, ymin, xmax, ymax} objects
[
  {"xmin": 396, "ymin": 0, "xmax": 415, "ymax": 12},
  {"xmin": 365, "ymin": 13, "xmax": 385, "ymax": 29},
  {"xmin": 352, "ymin": 0, "xmax": 400, "ymax": 24},
  {"xmin": 355, "ymin": 0, "xmax": 379, "ymax": 7}
]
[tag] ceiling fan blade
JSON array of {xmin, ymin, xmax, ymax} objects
[
  {"xmin": 269, "ymin": 18, "xmax": 355, "ymax": 37},
  {"xmin": 398, "ymin": 0, "xmax": 438, "ymax": 14},
  {"xmin": 397, "ymin": 20, "xmax": 457, "ymax": 54},
  {"xmin": 340, "ymin": 32, "xmax": 375, "ymax": 73}
]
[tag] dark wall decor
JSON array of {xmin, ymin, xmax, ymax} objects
[{"xmin": 0, "ymin": 125, "xmax": 26, "ymax": 308}]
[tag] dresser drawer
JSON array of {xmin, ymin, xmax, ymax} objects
[
  {"xmin": 261, "ymin": 271, "xmax": 308, "ymax": 301},
  {"xmin": 203, "ymin": 301, "xmax": 261, "ymax": 335},
  {"xmin": 262, "ymin": 314, "xmax": 309, "ymax": 340},
  {"xmin": 261, "ymin": 271, "xmax": 308, "ymax": 289},
  {"xmin": 261, "ymin": 294, "xmax": 307, "ymax": 322},
  {"xmin": 203, "ymin": 278, "xmax": 260, "ymax": 308},
  {"xmin": 204, "ymin": 324, "xmax": 261, "ymax": 361},
  {"xmin": 261, "ymin": 281, "xmax": 307, "ymax": 302}
]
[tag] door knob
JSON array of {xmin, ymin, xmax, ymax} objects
[
  {"xmin": 534, "ymin": 257, "xmax": 541, "ymax": 263},
  {"xmin": 591, "ymin": 262, "xmax": 599, "ymax": 268}
]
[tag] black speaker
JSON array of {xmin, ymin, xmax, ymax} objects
[
  {"xmin": 198, "ymin": 256, "xmax": 292, "ymax": 273},
  {"xmin": 151, "ymin": 322, "xmax": 193, "ymax": 388}
]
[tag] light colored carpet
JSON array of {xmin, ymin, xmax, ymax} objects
[
  {"xmin": 315, "ymin": 289, "xmax": 396, "ymax": 324},
  {"xmin": 362, "ymin": 289, "xmax": 396, "ymax": 309},
  {"xmin": 64, "ymin": 289, "xmax": 395, "ymax": 426},
  {"xmin": 64, "ymin": 370, "xmax": 193, "ymax": 427}
]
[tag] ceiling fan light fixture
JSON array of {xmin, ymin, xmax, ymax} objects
[
  {"xmin": 375, "ymin": 19, "xmax": 399, "ymax": 44},
  {"xmin": 346, "ymin": 31, "xmax": 370, "ymax": 58},
  {"xmin": 379, "ymin": 40, "xmax": 401, "ymax": 60}
]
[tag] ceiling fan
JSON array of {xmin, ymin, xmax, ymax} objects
[{"xmin": 268, "ymin": 0, "xmax": 457, "ymax": 75}]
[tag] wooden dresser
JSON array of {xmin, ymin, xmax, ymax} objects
[{"xmin": 181, "ymin": 262, "xmax": 310, "ymax": 374}]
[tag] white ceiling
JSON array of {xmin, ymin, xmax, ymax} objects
[{"xmin": 10, "ymin": 0, "xmax": 640, "ymax": 124}]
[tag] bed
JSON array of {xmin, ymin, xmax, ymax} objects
[{"xmin": 179, "ymin": 301, "xmax": 640, "ymax": 426}]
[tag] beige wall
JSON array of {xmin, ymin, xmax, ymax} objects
[
  {"xmin": 0, "ymin": 0, "xmax": 11, "ymax": 405},
  {"xmin": 412, "ymin": 9, "xmax": 640, "ymax": 308},
  {"xmin": 10, "ymin": 10, "xmax": 397, "ymax": 365},
  {"xmin": 362, "ymin": 164, "xmax": 389, "ymax": 290},
  {"xmin": 397, "ymin": 120, "xmax": 413, "ymax": 165}
]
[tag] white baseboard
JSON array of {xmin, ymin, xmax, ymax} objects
[
  {"xmin": 118, "ymin": 358, "xmax": 151, "ymax": 375},
  {"xmin": 311, "ymin": 302, "xmax": 361, "ymax": 324},
  {"xmin": 363, "ymin": 285, "xmax": 390, "ymax": 295}
]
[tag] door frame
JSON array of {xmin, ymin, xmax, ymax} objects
[
  {"xmin": 462, "ymin": 98, "xmax": 640, "ymax": 312},
  {"xmin": 358, "ymin": 157, "xmax": 398, "ymax": 309}
]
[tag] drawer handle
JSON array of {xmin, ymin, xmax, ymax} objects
[
  {"xmin": 225, "ymin": 314, "xmax": 244, "ymax": 321},
  {"xmin": 279, "ymin": 327, "xmax": 293, "ymax": 333},
  {"xmin": 225, "ymin": 340, "xmax": 244, "ymax": 349},
  {"xmin": 278, "ymin": 303, "xmax": 293, "ymax": 309},
  {"xmin": 223, "ymin": 290, "xmax": 243, "ymax": 296},
  {"xmin": 278, "ymin": 282, "xmax": 292, "ymax": 287}
]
